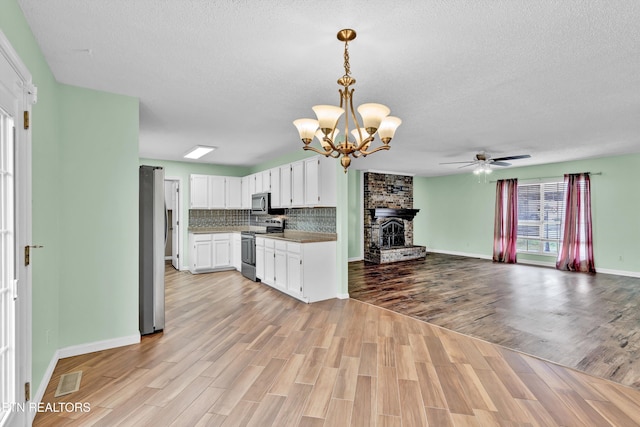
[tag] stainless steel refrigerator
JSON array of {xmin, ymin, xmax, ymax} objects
[{"xmin": 139, "ymin": 165, "xmax": 166, "ymax": 335}]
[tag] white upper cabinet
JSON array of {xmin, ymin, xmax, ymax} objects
[
  {"xmin": 226, "ymin": 177, "xmax": 243, "ymax": 209},
  {"xmin": 254, "ymin": 173, "xmax": 263, "ymax": 195},
  {"xmin": 189, "ymin": 155, "xmax": 336, "ymax": 210},
  {"xmin": 190, "ymin": 174, "xmax": 210, "ymax": 209},
  {"xmin": 241, "ymin": 175, "xmax": 251, "ymax": 209},
  {"xmin": 291, "ymin": 161, "xmax": 305, "ymax": 207},
  {"xmin": 190, "ymin": 174, "xmax": 244, "ymax": 209},
  {"xmin": 261, "ymin": 169, "xmax": 272, "ymax": 192},
  {"xmin": 270, "ymin": 167, "xmax": 282, "ymax": 208},
  {"xmin": 279, "ymin": 165, "xmax": 292, "ymax": 208},
  {"xmin": 304, "ymin": 157, "xmax": 320, "ymax": 206},
  {"xmin": 209, "ymin": 176, "xmax": 226, "ymax": 209},
  {"xmin": 305, "ymin": 156, "xmax": 337, "ymax": 207},
  {"xmin": 248, "ymin": 173, "xmax": 257, "ymax": 197}
]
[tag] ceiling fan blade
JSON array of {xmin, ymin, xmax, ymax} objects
[
  {"xmin": 491, "ymin": 154, "xmax": 531, "ymax": 161},
  {"xmin": 491, "ymin": 161, "xmax": 511, "ymax": 166},
  {"xmin": 439, "ymin": 161, "xmax": 474, "ymax": 165},
  {"xmin": 458, "ymin": 163, "xmax": 476, "ymax": 169}
]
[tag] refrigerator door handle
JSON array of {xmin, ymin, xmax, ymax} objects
[{"xmin": 164, "ymin": 201, "xmax": 168, "ymax": 249}]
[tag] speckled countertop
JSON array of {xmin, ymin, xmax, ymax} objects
[
  {"xmin": 188, "ymin": 226, "xmax": 256, "ymax": 234},
  {"xmin": 188, "ymin": 227, "xmax": 337, "ymax": 243}
]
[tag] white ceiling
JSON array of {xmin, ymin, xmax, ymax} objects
[{"xmin": 17, "ymin": 0, "xmax": 640, "ymax": 176}]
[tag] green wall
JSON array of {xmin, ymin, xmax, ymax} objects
[
  {"xmin": 2, "ymin": 0, "xmax": 142, "ymax": 393},
  {"xmin": 412, "ymin": 153, "xmax": 640, "ymax": 274},
  {"xmin": 58, "ymin": 85, "xmax": 140, "ymax": 347},
  {"xmin": 138, "ymin": 158, "xmax": 250, "ymax": 269},
  {"xmin": 347, "ymin": 170, "xmax": 362, "ymax": 260}
]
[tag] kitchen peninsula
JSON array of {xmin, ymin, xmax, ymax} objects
[{"xmin": 188, "ymin": 225, "xmax": 337, "ymax": 303}]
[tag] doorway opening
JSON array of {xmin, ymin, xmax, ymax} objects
[{"xmin": 164, "ymin": 178, "xmax": 181, "ymax": 270}]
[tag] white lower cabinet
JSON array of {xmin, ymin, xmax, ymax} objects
[
  {"xmin": 256, "ymin": 237, "xmax": 265, "ymax": 279},
  {"xmin": 264, "ymin": 239, "xmax": 275, "ymax": 287},
  {"xmin": 189, "ymin": 233, "xmax": 233, "ymax": 273},
  {"xmin": 231, "ymin": 233, "xmax": 242, "ymax": 271},
  {"xmin": 191, "ymin": 234, "xmax": 213, "ymax": 272},
  {"xmin": 274, "ymin": 241, "xmax": 288, "ymax": 290},
  {"xmin": 286, "ymin": 243, "xmax": 302, "ymax": 298},
  {"xmin": 257, "ymin": 237, "xmax": 336, "ymax": 303}
]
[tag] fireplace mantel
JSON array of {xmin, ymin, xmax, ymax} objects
[{"xmin": 368, "ymin": 208, "xmax": 420, "ymax": 221}]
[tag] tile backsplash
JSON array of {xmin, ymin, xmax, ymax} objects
[
  {"xmin": 189, "ymin": 209, "xmax": 249, "ymax": 227},
  {"xmin": 283, "ymin": 208, "xmax": 336, "ymax": 233},
  {"xmin": 189, "ymin": 208, "xmax": 336, "ymax": 233}
]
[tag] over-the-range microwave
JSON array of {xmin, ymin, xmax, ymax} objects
[{"xmin": 251, "ymin": 192, "xmax": 284, "ymax": 215}]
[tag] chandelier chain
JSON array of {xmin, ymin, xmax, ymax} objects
[{"xmin": 343, "ymin": 41, "xmax": 351, "ymax": 80}]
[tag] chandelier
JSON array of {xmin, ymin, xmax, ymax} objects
[{"xmin": 293, "ymin": 29, "xmax": 402, "ymax": 172}]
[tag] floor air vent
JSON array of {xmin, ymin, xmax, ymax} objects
[{"xmin": 54, "ymin": 371, "xmax": 82, "ymax": 397}]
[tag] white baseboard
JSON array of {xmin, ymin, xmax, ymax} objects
[
  {"xmin": 596, "ymin": 268, "xmax": 640, "ymax": 278},
  {"xmin": 518, "ymin": 259, "xmax": 555, "ymax": 268},
  {"xmin": 32, "ymin": 348, "xmax": 61, "ymax": 418},
  {"xmin": 430, "ymin": 249, "xmax": 640, "ymax": 277},
  {"xmin": 57, "ymin": 334, "xmax": 140, "ymax": 359},
  {"xmin": 337, "ymin": 293, "xmax": 350, "ymax": 299},
  {"xmin": 428, "ymin": 248, "xmax": 492, "ymax": 260},
  {"xmin": 32, "ymin": 333, "xmax": 141, "ymax": 420},
  {"xmin": 348, "ymin": 256, "xmax": 363, "ymax": 262}
]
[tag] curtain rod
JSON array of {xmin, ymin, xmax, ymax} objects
[{"xmin": 489, "ymin": 172, "xmax": 602, "ymax": 183}]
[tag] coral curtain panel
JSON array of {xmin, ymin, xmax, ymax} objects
[
  {"xmin": 493, "ymin": 178, "xmax": 518, "ymax": 263},
  {"xmin": 556, "ymin": 173, "xmax": 596, "ymax": 273}
]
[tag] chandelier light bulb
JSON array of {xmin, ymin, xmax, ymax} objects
[
  {"xmin": 312, "ymin": 105, "xmax": 344, "ymax": 133},
  {"xmin": 378, "ymin": 116, "xmax": 402, "ymax": 143},
  {"xmin": 357, "ymin": 103, "xmax": 391, "ymax": 133},
  {"xmin": 293, "ymin": 118, "xmax": 319, "ymax": 143}
]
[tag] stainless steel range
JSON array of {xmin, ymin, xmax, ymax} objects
[{"xmin": 241, "ymin": 218, "xmax": 284, "ymax": 281}]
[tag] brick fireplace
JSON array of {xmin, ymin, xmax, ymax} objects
[{"xmin": 364, "ymin": 173, "xmax": 427, "ymax": 264}]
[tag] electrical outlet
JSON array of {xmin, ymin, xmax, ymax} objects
[
  {"xmin": 619, "ymin": 255, "xmax": 623, "ymax": 262},
  {"xmin": 45, "ymin": 329, "xmax": 50, "ymax": 344}
]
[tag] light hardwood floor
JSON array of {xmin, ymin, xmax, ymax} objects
[{"xmin": 34, "ymin": 265, "xmax": 640, "ymax": 426}]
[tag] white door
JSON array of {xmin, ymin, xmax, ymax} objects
[{"xmin": 1, "ymin": 33, "xmax": 33, "ymax": 427}]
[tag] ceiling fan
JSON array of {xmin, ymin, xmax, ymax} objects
[{"xmin": 440, "ymin": 151, "xmax": 531, "ymax": 174}]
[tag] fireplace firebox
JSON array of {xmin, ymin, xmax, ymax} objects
[{"xmin": 380, "ymin": 219, "xmax": 405, "ymax": 248}]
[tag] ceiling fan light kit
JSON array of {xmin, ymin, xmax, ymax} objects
[
  {"xmin": 293, "ymin": 29, "xmax": 402, "ymax": 172},
  {"xmin": 440, "ymin": 152, "xmax": 531, "ymax": 178}
]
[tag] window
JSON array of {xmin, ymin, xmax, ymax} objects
[{"xmin": 517, "ymin": 182, "xmax": 565, "ymax": 255}]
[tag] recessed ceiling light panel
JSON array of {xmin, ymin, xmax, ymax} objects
[{"xmin": 183, "ymin": 145, "xmax": 217, "ymax": 159}]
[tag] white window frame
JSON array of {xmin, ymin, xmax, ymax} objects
[{"xmin": 517, "ymin": 180, "xmax": 565, "ymax": 256}]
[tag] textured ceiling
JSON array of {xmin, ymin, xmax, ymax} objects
[{"xmin": 17, "ymin": 0, "xmax": 640, "ymax": 176}]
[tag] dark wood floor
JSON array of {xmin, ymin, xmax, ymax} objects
[
  {"xmin": 349, "ymin": 253, "xmax": 640, "ymax": 390},
  {"xmin": 34, "ymin": 264, "xmax": 640, "ymax": 425}
]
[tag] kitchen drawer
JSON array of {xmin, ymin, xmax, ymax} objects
[
  {"xmin": 275, "ymin": 240, "xmax": 287, "ymax": 251},
  {"xmin": 193, "ymin": 233, "xmax": 212, "ymax": 242},
  {"xmin": 264, "ymin": 239, "xmax": 275, "ymax": 249},
  {"xmin": 287, "ymin": 242, "xmax": 301, "ymax": 254}
]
